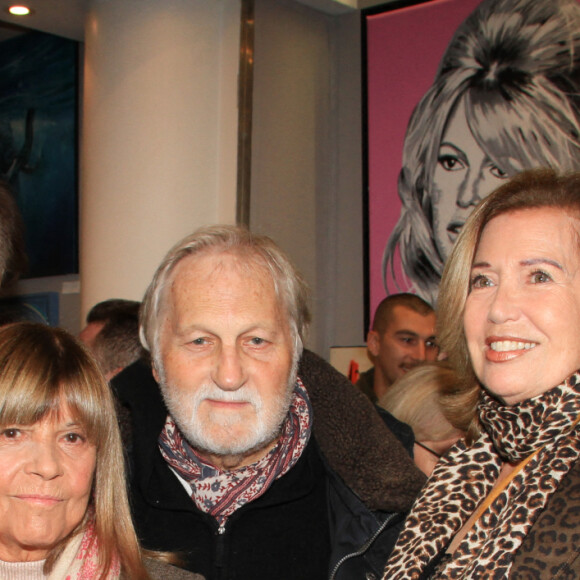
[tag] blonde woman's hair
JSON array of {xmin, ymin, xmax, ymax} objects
[
  {"xmin": 438, "ymin": 168, "xmax": 580, "ymax": 441},
  {"xmin": 0, "ymin": 322, "xmax": 150, "ymax": 579},
  {"xmin": 378, "ymin": 361, "xmax": 471, "ymax": 442}
]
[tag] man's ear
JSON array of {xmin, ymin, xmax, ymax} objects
[
  {"xmin": 152, "ymin": 365, "xmax": 160, "ymax": 383},
  {"xmin": 367, "ymin": 330, "xmax": 381, "ymax": 358}
]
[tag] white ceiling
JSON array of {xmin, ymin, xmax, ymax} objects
[{"xmin": 0, "ymin": 0, "xmax": 396, "ymax": 42}]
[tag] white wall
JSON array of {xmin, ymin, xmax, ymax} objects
[
  {"xmin": 251, "ymin": 0, "xmax": 365, "ymax": 357},
  {"xmin": 1, "ymin": 0, "xmax": 367, "ymax": 353},
  {"xmin": 80, "ymin": 0, "xmax": 240, "ymax": 318}
]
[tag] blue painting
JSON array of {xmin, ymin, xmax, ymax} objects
[{"xmin": 0, "ymin": 30, "xmax": 78, "ymax": 277}]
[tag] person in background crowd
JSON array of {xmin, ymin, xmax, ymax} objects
[
  {"xmin": 0, "ymin": 180, "xmax": 26, "ymax": 287},
  {"xmin": 357, "ymin": 293, "xmax": 438, "ymax": 404},
  {"xmin": 79, "ymin": 299, "xmax": 144, "ymax": 380},
  {"xmin": 379, "ymin": 362, "xmax": 469, "ymax": 476},
  {"xmin": 79, "ymin": 298, "xmax": 146, "ymax": 451}
]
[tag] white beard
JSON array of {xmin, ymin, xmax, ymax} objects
[{"xmin": 159, "ymin": 361, "xmax": 298, "ymax": 457}]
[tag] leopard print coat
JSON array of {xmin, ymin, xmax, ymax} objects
[{"xmin": 510, "ymin": 459, "xmax": 580, "ymax": 579}]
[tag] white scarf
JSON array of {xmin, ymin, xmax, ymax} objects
[{"xmin": 50, "ymin": 520, "xmax": 120, "ymax": 579}]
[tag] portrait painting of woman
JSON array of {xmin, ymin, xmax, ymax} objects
[{"xmin": 366, "ymin": 0, "xmax": 580, "ymax": 310}]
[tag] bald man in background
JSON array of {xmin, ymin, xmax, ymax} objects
[{"xmin": 357, "ymin": 293, "xmax": 438, "ymax": 403}]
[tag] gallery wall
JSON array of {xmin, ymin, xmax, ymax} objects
[
  {"xmin": 251, "ymin": 0, "xmax": 365, "ymax": 357},
  {"xmin": 0, "ymin": 0, "xmax": 367, "ymax": 358}
]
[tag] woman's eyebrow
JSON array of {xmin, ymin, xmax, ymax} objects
[
  {"xmin": 520, "ymin": 258, "xmax": 563, "ymax": 270},
  {"xmin": 471, "ymin": 261, "xmax": 490, "ymax": 269},
  {"xmin": 471, "ymin": 258, "xmax": 564, "ymax": 271}
]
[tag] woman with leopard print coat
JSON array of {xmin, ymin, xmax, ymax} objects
[{"xmin": 382, "ymin": 170, "xmax": 580, "ymax": 579}]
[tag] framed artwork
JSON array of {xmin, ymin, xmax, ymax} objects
[
  {"xmin": 363, "ymin": 0, "xmax": 580, "ymax": 324},
  {"xmin": 0, "ymin": 291, "xmax": 59, "ymax": 325},
  {"xmin": 0, "ymin": 28, "xmax": 79, "ymax": 278}
]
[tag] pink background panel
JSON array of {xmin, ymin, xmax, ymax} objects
[{"xmin": 366, "ymin": 0, "xmax": 483, "ymax": 325}]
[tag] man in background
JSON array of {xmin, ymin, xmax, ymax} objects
[
  {"xmin": 0, "ymin": 180, "xmax": 26, "ymax": 287},
  {"xmin": 79, "ymin": 298, "xmax": 144, "ymax": 379},
  {"xmin": 357, "ymin": 293, "xmax": 438, "ymax": 403}
]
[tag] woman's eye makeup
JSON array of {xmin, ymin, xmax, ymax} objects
[
  {"xmin": 469, "ymin": 273, "xmax": 492, "ymax": 289},
  {"xmin": 438, "ymin": 154, "xmax": 465, "ymax": 171},
  {"xmin": 469, "ymin": 266, "xmax": 558, "ymax": 291},
  {"xmin": 530, "ymin": 270, "xmax": 552, "ymax": 283},
  {"xmin": 0, "ymin": 428, "xmax": 20, "ymax": 439},
  {"xmin": 63, "ymin": 432, "xmax": 86, "ymax": 444}
]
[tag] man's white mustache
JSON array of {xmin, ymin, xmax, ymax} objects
[{"xmin": 195, "ymin": 384, "xmax": 263, "ymax": 409}]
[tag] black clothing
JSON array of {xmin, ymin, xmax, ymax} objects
[{"xmin": 113, "ymin": 351, "xmax": 425, "ymax": 580}]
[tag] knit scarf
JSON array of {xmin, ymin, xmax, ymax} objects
[
  {"xmin": 159, "ymin": 378, "xmax": 312, "ymax": 526},
  {"xmin": 382, "ymin": 371, "xmax": 580, "ymax": 580}
]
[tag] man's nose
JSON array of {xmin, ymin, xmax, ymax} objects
[
  {"xmin": 212, "ymin": 345, "xmax": 246, "ymax": 390},
  {"xmin": 411, "ymin": 342, "xmax": 426, "ymax": 361}
]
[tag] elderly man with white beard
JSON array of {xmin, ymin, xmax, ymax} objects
[{"xmin": 123, "ymin": 225, "xmax": 424, "ymax": 580}]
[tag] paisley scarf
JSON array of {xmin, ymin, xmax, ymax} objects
[
  {"xmin": 382, "ymin": 371, "xmax": 580, "ymax": 579},
  {"xmin": 159, "ymin": 378, "xmax": 312, "ymax": 526}
]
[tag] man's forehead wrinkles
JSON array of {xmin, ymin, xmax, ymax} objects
[{"xmin": 172, "ymin": 256, "xmax": 273, "ymax": 293}]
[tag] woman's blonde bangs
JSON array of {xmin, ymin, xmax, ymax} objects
[
  {"xmin": 0, "ymin": 324, "xmax": 114, "ymax": 448},
  {"xmin": 0, "ymin": 323, "xmax": 149, "ymax": 579}
]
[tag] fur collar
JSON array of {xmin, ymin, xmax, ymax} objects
[{"xmin": 298, "ymin": 350, "xmax": 425, "ymax": 512}]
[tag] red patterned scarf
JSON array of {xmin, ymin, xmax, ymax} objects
[
  {"xmin": 159, "ymin": 378, "xmax": 312, "ymax": 526},
  {"xmin": 382, "ymin": 371, "xmax": 580, "ymax": 579},
  {"xmin": 50, "ymin": 517, "xmax": 120, "ymax": 579}
]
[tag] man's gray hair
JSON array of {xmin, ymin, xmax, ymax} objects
[{"xmin": 140, "ymin": 225, "xmax": 310, "ymax": 368}]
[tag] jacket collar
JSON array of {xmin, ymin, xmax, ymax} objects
[{"xmin": 298, "ymin": 349, "xmax": 425, "ymax": 512}]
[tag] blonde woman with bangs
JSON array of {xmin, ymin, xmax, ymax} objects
[
  {"xmin": 0, "ymin": 322, "xmax": 201, "ymax": 580},
  {"xmin": 378, "ymin": 362, "xmax": 469, "ymax": 476}
]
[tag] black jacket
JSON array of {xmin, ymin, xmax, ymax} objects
[{"xmin": 114, "ymin": 351, "xmax": 425, "ymax": 580}]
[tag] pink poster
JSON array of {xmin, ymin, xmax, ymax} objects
[{"xmin": 365, "ymin": 0, "xmax": 580, "ymax": 324}]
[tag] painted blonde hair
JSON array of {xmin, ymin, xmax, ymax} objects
[{"xmin": 384, "ymin": 0, "xmax": 580, "ymax": 305}]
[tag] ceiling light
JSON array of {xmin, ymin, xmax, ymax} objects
[{"xmin": 8, "ymin": 5, "xmax": 31, "ymax": 16}]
